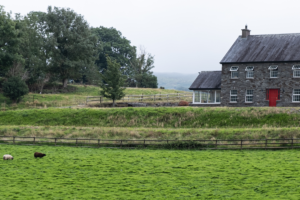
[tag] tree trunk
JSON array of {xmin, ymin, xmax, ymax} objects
[
  {"xmin": 62, "ymin": 79, "xmax": 68, "ymax": 88},
  {"xmin": 112, "ymin": 99, "xmax": 115, "ymax": 107}
]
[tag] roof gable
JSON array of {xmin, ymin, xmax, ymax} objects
[
  {"xmin": 189, "ymin": 71, "xmax": 221, "ymax": 90},
  {"xmin": 220, "ymin": 33, "xmax": 300, "ymax": 63}
]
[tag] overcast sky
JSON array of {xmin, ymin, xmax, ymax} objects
[{"xmin": 3, "ymin": 0, "xmax": 300, "ymax": 74}]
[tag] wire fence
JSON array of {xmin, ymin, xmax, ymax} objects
[
  {"xmin": 1, "ymin": 136, "xmax": 300, "ymax": 150},
  {"xmin": 86, "ymin": 92, "xmax": 193, "ymax": 105}
]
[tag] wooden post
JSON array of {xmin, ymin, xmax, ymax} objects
[
  {"xmin": 292, "ymin": 138, "xmax": 294, "ymax": 149},
  {"xmin": 121, "ymin": 140, "xmax": 122, "ymax": 148},
  {"xmin": 55, "ymin": 138, "xmax": 57, "ymax": 146},
  {"xmin": 76, "ymin": 139, "xmax": 78, "ymax": 147},
  {"xmin": 144, "ymin": 140, "xmax": 146, "ymax": 148},
  {"xmin": 215, "ymin": 140, "xmax": 217, "ymax": 148},
  {"xmin": 167, "ymin": 94, "xmax": 169, "ymax": 102},
  {"xmin": 128, "ymin": 96, "xmax": 129, "ymax": 102},
  {"xmin": 100, "ymin": 97, "xmax": 102, "ymax": 104},
  {"xmin": 265, "ymin": 139, "xmax": 267, "ymax": 150},
  {"xmin": 154, "ymin": 94, "xmax": 156, "ymax": 102},
  {"xmin": 13, "ymin": 136, "xmax": 15, "ymax": 144},
  {"xmin": 33, "ymin": 95, "xmax": 34, "ymax": 103},
  {"xmin": 34, "ymin": 137, "xmax": 35, "ymax": 145},
  {"xmin": 141, "ymin": 94, "xmax": 143, "ymax": 102},
  {"xmin": 240, "ymin": 140, "xmax": 242, "ymax": 150},
  {"xmin": 86, "ymin": 97, "xmax": 88, "ymax": 105},
  {"xmin": 98, "ymin": 139, "xmax": 100, "ymax": 148}
]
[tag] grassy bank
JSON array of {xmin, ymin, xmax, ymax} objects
[
  {"xmin": 1, "ymin": 125, "xmax": 300, "ymax": 140},
  {"xmin": 0, "ymin": 107, "xmax": 300, "ymax": 128},
  {"xmin": 0, "ymin": 85, "xmax": 188, "ymax": 110},
  {"xmin": 1, "ymin": 145, "xmax": 300, "ymax": 199}
]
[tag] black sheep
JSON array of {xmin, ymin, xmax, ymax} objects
[{"xmin": 34, "ymin": 152, "xmax": 46, "ymax": 158}]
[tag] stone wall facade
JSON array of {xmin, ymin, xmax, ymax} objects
[{"xmin": 220, "ymin": 62, "xmax": 300, "ymax": 107}]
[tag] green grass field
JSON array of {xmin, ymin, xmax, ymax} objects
[
  {"xmin": 0, "ymin": 85, "xmax": 189, "ymax": 110},
  {"xmin": 1, "ymin": 145, "xmax": 300, "ymax": 199}
]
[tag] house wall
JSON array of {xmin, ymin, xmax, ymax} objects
[{"xmin": 220, "ymin": 62, "xmax": 300, "ymax": 107}]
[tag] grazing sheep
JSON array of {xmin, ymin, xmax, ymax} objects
[
  {"xmin": 34, "ymin": 152, "xmax": 46, "ymax": 158},
  {"xmin": 3, "ymin": 154, "xmax": 13, "ymax": 160}
]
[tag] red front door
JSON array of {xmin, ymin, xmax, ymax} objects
[{"xmin": 269, "ymin": 89, "xmax": 278, "ymax": 107}]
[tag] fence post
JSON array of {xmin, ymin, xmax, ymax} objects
[
  {"xmin": 292, "ymin": 138, "xmax": 294, "ymax": 149},
  {"xmin": 86, "ymin": 97, "xmax": 88, "ymax": 105},
  {"xmin": 55, "ymin": 138, "xmax": 57, "ymax": 146},
  {"xmin": 215, "ymin": 140, "xmax": 217, "ymax": 149},
  {"xmin": 154, "ymin": 94, "xmax": 156, "ymax": 102},
  {"xmin": 241, "ymin": 139, "xmax": 242, "ymax": 150},
  {"xmin": 13, "ymin": 136, "xmax": 15, "ymax": 144},
  {"xmin": 76, "ymin": 139, "xmax": 78, "ymax": 147},
  {"xmin": 34, "ymin": 137, "xmax": 35, "ymax": 145},
  {"xmin": 167, "ymin": 94, "xmax": 169, "ymax": 102},
  {"xmin": 141, "ymin": 94, "xmax": 143, "ymax": 102},
  {"xmin": 144, "ymin": 140, "xmax": 146, "ymax": 148},
  {"xmin": 121, "ymin": 140, "xmax": 122, "ymax": 148},
  {"xmin": 98, "ymin": 139, "xmax": 100, "ymax": 148}
]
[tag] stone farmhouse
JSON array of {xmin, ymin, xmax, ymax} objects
[{"xmin": 189, "ymin": 26, "xmax": 300, "ymax": 107}]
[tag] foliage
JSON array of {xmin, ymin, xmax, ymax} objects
[
  {"xmin": 92, "ymin": 26, "xmax": 136, "ymax": 74},
  {"xmin": 1, "ymin": 145, "xmax": 300, "ymax": 199},
  {"xmin": 0, "ymin": 107, "xmax": 299, "ymax": 128},
  {"xmin": 0, "ymin": 6, "xmax": 23, "ymax": 76},
  {"xmin": 44, "ymin": 6, "xmax": 98, "ymax": 88},
  {"xmin": 2, "ymin": 76, "xmax": 29, "ymax": 102},
  {"xmin": 129, "ymin": 47, "xmax": 157, "ymax": 88},
  {"xmin": 100, "ymin": 57, "xmax": 126, "ymax": 106}
]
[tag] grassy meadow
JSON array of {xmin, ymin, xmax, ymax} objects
[
  {"xmin": 0, "ymin": 85, "xmax": 188, "ymax": 110},
  {"xmin": 1, "ymin": 145, "xmax": 300, "ymax": 199}
]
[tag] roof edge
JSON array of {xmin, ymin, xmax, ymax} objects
[
  {"xmin": 189, "ymin": 88, "xmax": 221, "ymax": 90},
  {"xmin": 220, "ymin": 60, "xmax": 300, "ymax": 64}
]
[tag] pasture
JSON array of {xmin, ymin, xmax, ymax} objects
[{"xmin": 1, "ymin": 145, "xmax": 300, "ymax": 199}]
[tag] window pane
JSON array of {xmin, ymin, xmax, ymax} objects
[
  {"xmin": 294, "ymin": 70, "xmax": 300, "ymax": 77},
  {"xmin": 230, "ymin": 66, "xmax": 239, "ymax": 71},
  {"xmin": 270, "ymin": 71, "xmax": 278, "ymax": 78},
  {"xmin": 246, "ymin": 71, "xmax": 254, "ymax": 78},
  {"xmin": 201, "ymin": 92, "xmax": 208, "ymax": 103},
  {"xmin": 194, "ymin": 91, "xmax": 200, "ymax": 102},
  {"xmin": 246, "ymin": 90, "xmax": 253, "ymax": 95},
  {"xmin": 231, "ymin": 71, "xmax": 239, "ymax": 78},
  {"xmin": 231, "ymin": 90, "xmax": 237, "ymax": 95},
  {"xmin": 208, "ymin": 91, "xmax": 215, "ymax": 103},
  {"xmin": 245, "ymin": 66, "xmax": 254, "ymax": 71},
  {"xmin": 294, "ymin": 89, "xmax": 300, "ymax": 94},
  {"xmin": 246, "ymin": 96, "xmax": 253, "ymax": 102},
  {"xmin": 216, "ymin": 91, "xmax": 220, "ymax": 103},
  {"xmin": 230, "ymin": 96, "xmax": 237, "ymax": 102},
  {"xmin": 293, "ymin": 95, "xmax": 300, "ymax": 102}
]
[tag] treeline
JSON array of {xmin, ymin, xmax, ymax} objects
[{"xmin": 0, "ymin": 5, "xmax": 158, "ymax": 96}]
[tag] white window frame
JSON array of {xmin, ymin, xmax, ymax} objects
[
  {"xmin": 245, "ymin": 66, "xmax": 254, "ymax": 78},
  {"xmin": 245, "ymin": 90, "xmax": 253, "ymax": 103},
  {"xmin": 230, "ymin": 66, "xmax": 239, "ymax": 79},
  {"xmin": 292, "ymin": 89, "xmax": 300, "ymax": 102},
  {"xmin": 269, "ymin": 65, "xmax": 278, "ymax": 78},
  {"xmin": 192, "ymin": 90, "xmax": 221, "ymax": 104},
  {"xmin": 230, "ymin": 90, "xmax": 237, "ymax": 102},
  {"xmin": 292, "ymin": 65, "xmax": 300, "ymax": 78}
]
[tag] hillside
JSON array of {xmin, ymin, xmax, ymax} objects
[{"xmin": 154, "ymin": 72, "xmax": 198, "ymax": 91}]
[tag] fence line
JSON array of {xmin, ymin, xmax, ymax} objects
[
  {"xmin": 86, "ymin": 92, "xmax": 193, "ymax": 105},
  {"xmin": 1, "ymin": 136, "xmax": 300, "ymax": 150}
]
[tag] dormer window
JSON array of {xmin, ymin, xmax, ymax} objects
[
  {"xmin": 268, "ymin": 65, "xmax": 278, "ymax": 78},
  {"xmin": 245, "ymin": 66, "xmax": 254, "ymax": 78},
  {"xmin": 293, "ymin": 65, "xmax": 300, "ymax": 78},
  {"xmin": 230, "ymin": 66, "xmax": 239, "ymax": 78}
]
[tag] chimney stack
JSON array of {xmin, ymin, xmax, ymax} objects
[{"xmin": 241, "ymin": 25, "xmax": 251, "ymax": 38}]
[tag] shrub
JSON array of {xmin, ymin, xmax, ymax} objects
[{"xmin": 2, "ymin": 77, "xmax": 29, "ymax": 103}]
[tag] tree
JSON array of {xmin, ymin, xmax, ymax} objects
[
  {"xmin": 129, "ymin": 47, "xmax": 158, "ymax": 88},
  {"xmin": 44, "ymin": 6, "xmax": 98, "ymax": 88},
  {"xmin": 92, "ymin": 26, "xmax": 136, "ymax": 75},
  {"xmin": 2, "ymin": 76, "xmax": 29, "ymax": 102},
  {"xmin": 99, "ymin": 57, "xmax": 126, "ymax": 107},
  {"xmin": 0, "ymin": 6, "xmax": 23, "ymax": 76}
]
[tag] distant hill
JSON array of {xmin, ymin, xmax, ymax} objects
[{"xmin": 154, "ymin": 72, "xmax": 198, "ymax": 91}]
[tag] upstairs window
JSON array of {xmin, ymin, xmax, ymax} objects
[
  {"xmin": 292, "ymin": 65, "xmax": 300, "ymax": 78},
  {"xmin": 268, "ymin": 65, "xmax": 278, "ymax": 78},
  {"xmin": 293, "ymin": 89, "xmax": 300, "ymax": 102},
  {"xmin": 230, "ymin": 90, "xmax": 237, "ymax": 102},
  {"xmin": 245, "ymin": 90, "xmax": 253, "ymax": 102},
  {"xmin": 230, "ymin": 66, "xmax": 239, "ymax": 78},
  {"xmin": 245, "ymin": 66, "xmax": 254, "ymax": 78}
]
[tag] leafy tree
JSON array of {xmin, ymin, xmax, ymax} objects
[
  {"xmin": 2, "ymin": 76, "xmax": 29, "ymax": 102},
  {"xmin": 129, "ymin": 47, "xmax": 158, "ymax": 88},
  {"xmin": 100, "ymin": 57, "xmax": 126, "ymax": 107},
  {"xmin": 0, "ymin": 6, "xmax": 23, "ymax": 76},
  {"xmin": 44, "ymin": 6, "xmax": 98, "ymax": 88},
  {"xmin": 92, "ymin": 26, "xmax": 136, "ymax": 75}
]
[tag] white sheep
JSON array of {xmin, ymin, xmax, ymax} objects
[{"xmin": 3, "ymin": 154, "xmax": 13, "ymax": 160}]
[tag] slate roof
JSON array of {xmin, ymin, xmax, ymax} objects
[
  {"xmin": 220, "ymin": 33, "xmax": 300, "ymax": 63},
  {"xmin": 189, "ymin": 71, "xmax": 221, "ymax": 90}
]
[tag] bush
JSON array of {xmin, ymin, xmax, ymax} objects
[{"xmin": 2, "ymin": 77, "xmax": 29, "ymax": 102}]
